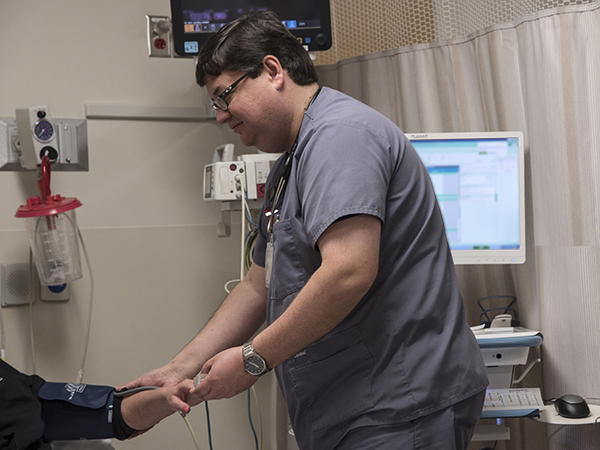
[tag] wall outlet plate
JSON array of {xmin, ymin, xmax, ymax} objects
[{"xmin": 147, "ymin": 15, "xmax": 172, "ymax": 58}]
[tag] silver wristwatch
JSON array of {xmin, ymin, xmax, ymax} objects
[{"xmin": 242, "ymin": 341, "xmax": 271, "ymax": 376}]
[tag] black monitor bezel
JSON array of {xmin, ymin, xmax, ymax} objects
[{"xmin": 170, "ymin": 0, "xmax": 332, "ymax": 57}]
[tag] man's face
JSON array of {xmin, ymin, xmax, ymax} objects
[{"xmin": 206, "ymin": 70, "xmax": 284, "ymax": 152}]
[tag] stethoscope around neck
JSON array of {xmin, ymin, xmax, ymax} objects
[
  {"xmin": 264, "ymin": 87, "xmax": 321, "ymax": 234},
  {"xmin": 265, "ymin": 140, "xmax": 296, "ymax": 234}
]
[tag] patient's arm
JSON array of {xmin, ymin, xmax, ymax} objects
[{"xmin": 118, "ymin": 379, "xmax": 194, "ymax": 432}]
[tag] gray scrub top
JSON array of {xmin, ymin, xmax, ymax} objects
[{"xmin": 253, "ymin": 87, "xmax": 488, "ymax": 450}]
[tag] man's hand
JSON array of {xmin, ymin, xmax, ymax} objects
[{"xmin": 188, "ymin": 346, "xmax": 258, "ymax": 403}]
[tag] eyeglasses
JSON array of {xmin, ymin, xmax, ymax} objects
[{"xmin": 212, "ymin": 73, "xmax": 249, "ymax": 111}]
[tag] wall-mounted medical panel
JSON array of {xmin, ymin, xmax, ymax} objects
[{"xmin": 0, "ymin": 116, "xmax": 88, "ymax": 171}]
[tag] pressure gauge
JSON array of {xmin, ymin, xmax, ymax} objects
[{"xmin": 33, "ymin": 119, "xmax": 55, "ymax": 143}]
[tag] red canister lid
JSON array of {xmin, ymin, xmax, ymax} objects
[{"xmin": 15, "ymin": 195, "xmax": 82, "ymax": 218}]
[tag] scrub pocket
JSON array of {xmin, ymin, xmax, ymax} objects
[
  {"xmin": 269, "ymin": 219, "xmax": 307, "ymax": 301},
  {"xmin": 290, "ymin": 325, "xmax": 375, "ymax": 432}
]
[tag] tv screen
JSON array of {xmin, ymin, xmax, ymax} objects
[
  {"xmin": 170, "ymin": 0, "xmax": 332, "ymax": 56},
  {"xmin": 408, "ymin": 132, "xmax": 526, "ymax": 265}
]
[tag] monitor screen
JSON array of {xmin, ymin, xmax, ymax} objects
[
  {"xmin": 170, "ymin": 0, "xmax": 332, "ymax": 56},
  {"xmin": 408, "ymin": 132, "xmax": 525, "ymax": 265}
]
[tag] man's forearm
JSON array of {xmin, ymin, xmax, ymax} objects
[{"xmin": 170, "ymin": 263, "xmax": 268, "ymax": 379}]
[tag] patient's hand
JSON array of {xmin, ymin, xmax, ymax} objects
[
  {"xmin": 120, "ymin": 380, "xmax": 194, "ymax": 432},
  {"xmin": 117, "ymin": 364, "xmax": 185, "ymax": 392}
]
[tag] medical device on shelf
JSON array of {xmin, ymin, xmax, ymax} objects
[
  {"xmin": 474, "ymin": 327, "xmax": 543, "ymax": 389},
  {"xmin": 204, "ymin": 144, "xmax": 280, "ymax": 238},
  {"xmin": 204, "ymin": 144, "xmax": 280, "ymax": 201},
  {"xmin": 472, "ymin": 326, "xmax": 544, "ymax": 441}
]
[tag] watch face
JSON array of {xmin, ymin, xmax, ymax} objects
[{"xmin": 244, "ymin": 355, "xmax": 266, "ymax": 375}]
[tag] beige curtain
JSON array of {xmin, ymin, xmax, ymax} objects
[{"xmin": 317, "ymin": 3, "xmax": 600, "ymax": 449}]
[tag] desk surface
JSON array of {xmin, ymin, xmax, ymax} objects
[{"xmin": 534, "ymin": 404, "xmax": 600, "ymax": 425}]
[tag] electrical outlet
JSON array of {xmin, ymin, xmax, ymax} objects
[{"xmin": 147, "ymin": 15, "xmax": 172, "ymax": 57}]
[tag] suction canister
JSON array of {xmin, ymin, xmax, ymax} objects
[{"xmin": 15, "ymin": 156, "xmax": 83, "ymax": 286}]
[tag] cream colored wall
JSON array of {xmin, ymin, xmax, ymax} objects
[{"xmin": 0, "ymin": 1, "xmax": 283, "ymax": 449}]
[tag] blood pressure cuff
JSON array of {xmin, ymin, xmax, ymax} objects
[{"xmin": 39, "ymin": 382, "xmax": 116, "ymax": 441}]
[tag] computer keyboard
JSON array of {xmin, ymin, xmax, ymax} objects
[{"xmin": 481, "ymin": 388, "xmax": 545, "ymax": 418}]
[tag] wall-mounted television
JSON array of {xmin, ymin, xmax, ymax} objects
[
  {"xmin": 170, "ymin": 0, "xmax": 332, "ymax": 57},
  {"xmin": 408, "ymin": 132, "xmax": 526, "ymax": 265}
]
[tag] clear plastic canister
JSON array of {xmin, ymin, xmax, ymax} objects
[{"xmin": 16, "ymin": 195, "xmax": 83, "ymax": 286}]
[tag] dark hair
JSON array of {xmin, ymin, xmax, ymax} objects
[{"xmin": 195, "ymin": 11, "xmax": 318, "ymax": 87}]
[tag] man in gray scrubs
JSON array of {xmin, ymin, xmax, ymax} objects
[{"xmin": 123, "ymin": 11, "xmax": 488, "ymax": 450}]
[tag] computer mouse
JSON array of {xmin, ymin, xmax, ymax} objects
[{"xmin": 555, "ymin": 394, "xmax": 590, "ymax": 419}]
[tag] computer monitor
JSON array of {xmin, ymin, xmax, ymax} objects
[
  {"xmin": 408, "ymin": 132, "xmax": 525, "ymax": 265},
  {"xmin": 170, "ymin": 0, "xmax": 332, "ymax": 57}
]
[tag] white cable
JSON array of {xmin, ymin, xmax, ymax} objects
[
  {"xmin": 250, "ymin": 385, "xmax": 264, "ymax": 450},
  {"xmin": 75, "ymin": 227, "xmax": 94, "ymax": 384},
  {"xmin": 181, "ymin": 413, "xmax": 202, "ymax": 450},
  {"xmin": 236, "ymin": 174, "xmax": 247, "ymax": 281},
  {"xmin": 224, "ymin": 279, "xmax": 240, "ymax": 294},
  {"xmin": 29, "ymin": 249, "xmax": 36, "ymax": 373}
]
